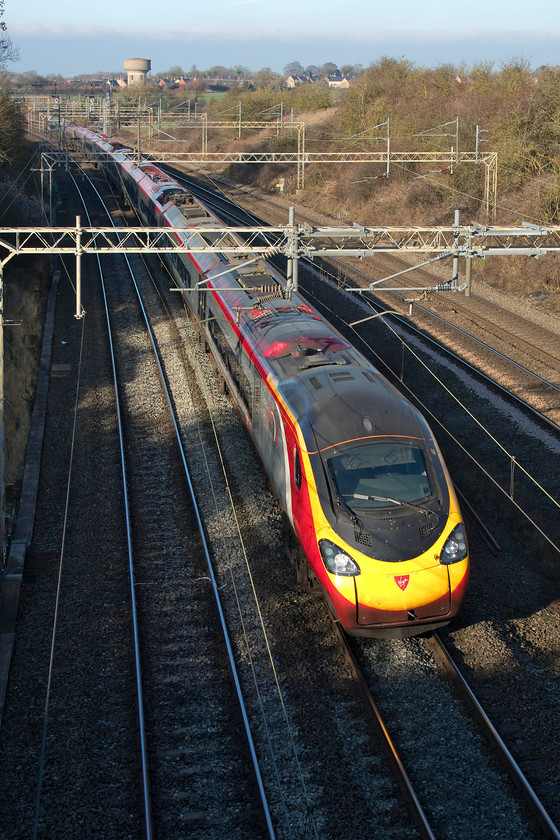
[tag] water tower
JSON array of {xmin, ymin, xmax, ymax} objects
[{"xmin": 124, "ymin": 58, "xmax": 151, "ymax": 85}]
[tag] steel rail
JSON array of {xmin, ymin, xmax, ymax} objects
[
  {"xmin": 330, "ymin": 622, "xmax": 437, "ymax": 840},
  {"xmin": 326, "ymin": 254, "xmax": 560, "ymax": 387},
  {"xmin": 427, "ymin": 633, "xmax": 560, "ymax": 840},
  {"xmin": 333, "ymin": 612, "xmax": 560, "ymax": 840},
  {"xmin": 344, "ymin": 286, "xmax": 560, "ymax": 432},
  {"xmin": 75, "ymin": 161, "xmax": 277, "ymax": 838},
  {"xmin": 68, "ymin": 171, "xmax": 154, "ymax": 839}
]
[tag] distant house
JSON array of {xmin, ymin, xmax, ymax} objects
[
  {"xmin": 286, "ymin": 74, "xmax": 315, "ymax": 88},
  {"xmin": 325, "ymin": 75, "xmax": 350, "ymax": 88}
]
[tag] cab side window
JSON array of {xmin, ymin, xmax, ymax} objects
[{"xmin": 294, "ymin": 448, "xmax": 302, "ymax": 490}]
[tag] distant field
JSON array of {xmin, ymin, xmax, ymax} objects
[{"xmin": 203, "ymin": 91, "xmax": 228, "ymax": 104}]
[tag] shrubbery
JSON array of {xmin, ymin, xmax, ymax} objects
[{"xmin": 216, "ymin": 57, "xmax": 560, "ymax": 301}]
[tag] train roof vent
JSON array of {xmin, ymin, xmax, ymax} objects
[
  {"xmin": 362, "ymin": 371, "xmax": 376, "ymax": 382},
  {"xmin": 329, "ymin": 371, "xmax": 355, "ymax": 382},
  {"xmin": 309, "ymin": 376, "xmax": 323, "ymax": 390},
  {"xmin": 183, "ymin": 205, "xmax": 211, "ymax": 220},
  {"xmin": 139, "ymin": 165, "xmax": 169, "ymax": 183},
  {"xmin": 243, "ymin": 275, "xmax": 277, "ymax": 292}
]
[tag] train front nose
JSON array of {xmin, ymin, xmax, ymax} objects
[{"xmin": 355, "ymin": 564, "xmax": 452, "ymax": 626}]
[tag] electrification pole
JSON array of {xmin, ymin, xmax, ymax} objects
[
  {"xmin": 286, "ymin": 206, "xmax": 299, "ymax": 295},
  {"xmin": 0, "ymin": 264, "xmax": 4, "ymax": 565},
  {"xmin": 452, "ymin": 209, "xmax": 461, "ymax": 286}
]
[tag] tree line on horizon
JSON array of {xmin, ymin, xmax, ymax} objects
[
  {"xmin": 5, "ymin": 60, "xmax": 366, "ymax": 91},
  {"xmin": 3, "ymin": 19, "xmax": 560, "ymax": 234}
]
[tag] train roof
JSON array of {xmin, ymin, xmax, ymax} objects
[{"xmin": 279, "ymin": 365, "xmax": 426, "ymax": 453}]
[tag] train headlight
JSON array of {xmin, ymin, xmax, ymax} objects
[
  {"xmin": 441, "ymin": 524, "xmax": 468, "ymax": 565},
  {"xmin": 319, "ymin": 539, "xmax": 361, "ymax": 576}
]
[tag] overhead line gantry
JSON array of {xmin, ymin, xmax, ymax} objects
[
  {"xmin": 28, "ymin": 96, "xmax": 498, "ymax": 217},
  {"xmin": 1, "ymin": 215, "xmax": 559, "ymax": 312}
]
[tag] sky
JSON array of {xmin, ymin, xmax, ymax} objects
[{"xmin": 4, "ymin": 0, "xmax": 560, "ymax": 78}]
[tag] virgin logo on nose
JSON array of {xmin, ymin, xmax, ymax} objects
[{"xmin": 394, "ymin": 575, "xmax": 410, "ymax": 591}]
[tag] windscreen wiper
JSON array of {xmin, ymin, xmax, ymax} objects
[
  {"xmin": 323, "ymin": 462, "xmax": 364, "ymax": 531},
  {"xmin": 351, "ymin": 493, "xmax": 440, "ymax": 522}
]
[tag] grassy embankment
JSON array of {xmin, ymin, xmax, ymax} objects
[{"xmin": 128, "ymin": 59, "xmax": 560, "ymax": 314}]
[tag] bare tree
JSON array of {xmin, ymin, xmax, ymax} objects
[
  {"xmin": 0, "ymin": 1, "xmax": 23, "ymax": 165},
  {"xmin": 319, "ymin": 62, "xmax": 340, "ymax": 77},
  {"xmin": 166, "ymin": 65, "xmax": 186, "ymax": 80},
  {"xmin": 0, "ymin": 0, "xmax": 18, "ymax": 69},
  {"xmin": 283, "ymin": 61, "xmax": 304, "ymax": 77},
  {"xmin": 0, "ymin": 88, "xmax": 24, "ymax": 164}
]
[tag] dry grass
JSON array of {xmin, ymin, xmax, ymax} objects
[
  {"xmin": 126, "ymin": 100, "xmax": 560, "ymax": 315},
  {"xmin": 204, "ymin": 105, "xmax": 560, "ymax": 314}
]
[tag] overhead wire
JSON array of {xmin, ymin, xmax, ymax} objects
[
  {"xmin": 300, "ymin": 271, "xmax": 560, "ymax": 556},
  {"xmin": 0, "ymin": 147, "xmax": 42, "ymax": 221},
  {"xmin": 387, "ymin": 157, "xmax": 558, "ymax": 229},
  {"xmin": 32, "ymin": 313, "xmax": 87, "ymax": 839}
]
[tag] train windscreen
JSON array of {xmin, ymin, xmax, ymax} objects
[{"xmin": 327, "ymin": 442, "xmax": 433, "ymax": 510}]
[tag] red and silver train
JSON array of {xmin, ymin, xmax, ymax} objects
[{"xmin": 64, "ymin": 122, "xmax": 469, "ymax": 638}]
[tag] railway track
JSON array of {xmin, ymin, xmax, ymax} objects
[
  {"xmin": 0, "ymin": 159, "xmax": 281, "ymax": 838},
  {"xmin": 74, "ymin": 158, "xmax": 458, "ymax": 840},
  {"xmin": 332, "ymin": 621, "xmax": 560, "ymax": 840},
  {"xmin": 128, "ymin": 163, "xmax": 560, "ymax": 838},
  {"xmin": 426, "ymin": 633, "xmax": 560, "ymax": 839},
  {"xmin": 88, "ymin": 185, "xmax": 276, "ymax": 837},
  {"xmin": 156, "ymin": 164, "xmax": 560, "ymax": 833},
  {"xmin": 0, "ymin": 150, "xmax": 441, "ymax": 840},
  {"xmin": 344, "ymin": 628, "xmax": 560, "ymax": 840},
  {"xmin": 2, "ymin": 145, "xmax": 560, "ymax": 839}
]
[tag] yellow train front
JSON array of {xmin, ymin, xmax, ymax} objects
[{"xmin": 279, "ymin": 362, "xmax": 469, "ymax": 638}]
